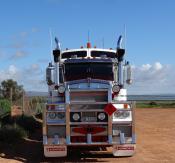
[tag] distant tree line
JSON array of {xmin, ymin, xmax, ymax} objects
[
  {"xmin": 0, "ymin": 79, "xmax": 24, "ymax": 101},
  {"xmin": 0, "ymin": 79, "xmax": 24, "ymax": 117}
]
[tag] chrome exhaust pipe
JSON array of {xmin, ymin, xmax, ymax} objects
[
  {"xmin": 116, "ymin": 35, "xmax": 125, "ymax": 87},
  {"xmin": 53, "ymin": 37, "xmax": 61, "ymax": 85},
  {"xmin": 117, "ymin": 35, "xmax": 123, "ymax": 49}
]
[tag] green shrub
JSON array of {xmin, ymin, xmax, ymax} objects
[
  {"xmin": 0, "ymin": 99, "xmax": 11, "ymax": 117},
  {"xmin": 35, "ymin": 112, "xmax": 42, "ymax": 119},
  {"xmin": 0, "ymin": 114, "xmax": 14, "ymax": 126},
  {"xmin": 16, "ymin": 115, "xmax": 41, "ymax": 132},
  {"xmin": 0, "ymin": 124, "xmax": 27, "ymax": 143},
  {"xmin": 149, "ymin": 101, "xmax": 158, "ymax": 106}
]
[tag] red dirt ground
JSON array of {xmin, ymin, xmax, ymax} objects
[{"xmin": 0, "ymin": 108, "xmax": 175, "ymax": 163}]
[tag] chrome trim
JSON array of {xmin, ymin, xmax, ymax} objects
[
  {"xmin": 70, "ymin": 102, "xmax": 108, "ymax": 105},
  {"xmin": 69, "ymin": 89, "xmax": 108, "ymax": 92},
  {"xmin": 53, "ymin": 135, "xmax": 59, "ymax": 144},
  {"xmin": 108, "ymin": 135, "xmax": 113, "ymax": 144},
  {"xmin": 46, "ymin": 110, "xmax": 66, "ymax": 113},
  {"xmin": 112, "ymin": 121, "xmax": 132, "ymax": 124},
  {"xmin": 47, "ymin": 123, "xmax": 66, "ymax": 126},
  {"xmin": 132, "ymin": 134, "xmax": 136, "ymax": 144},
  {"xmin": 66, "ymin": 136, "xmax": 71, "ymax": 144},
  {"xmin": 70, "ymin": 109, "xmax": 104, "ymax": 112},
  {"xmin": 67, "ymin": 79, "xmax": 110, "ymax": 85},
  {"xmin": 70, "ymin": 122, "xmax": 108, "ymax": 125},
  {"xmin": 87, "ymin": 134, "xmax": 92, "ymax": 144},
  {"xmin": 65, "ymin": 87, "xmax": 70, "ymax": 104},
  {"xmin": 120, "ymin": 133, "xmax": 125, "ymax": 144},
  {"xmin": 43, "ymin": 135, "xmax": 48, "ymax": 145},
  {"xmin": 108, "ymin": 87, "xmax": 112, "ymax": 103}
]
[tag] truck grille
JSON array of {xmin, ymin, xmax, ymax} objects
[
  {"xmin": 70, "ymin": 112, "xmax": 108, "ymax": 122},
  {"xmin": 70, "ymin": 91, "xmax": 108, "ymax": 102},
  {"xmin": 81, "ymin": 112, "xmax": 97, "ymax": 122}
]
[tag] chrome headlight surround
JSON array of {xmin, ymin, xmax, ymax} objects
[
  {"xmin": 112, "ymin": 84, "xmax": 120, "ymax": 93},
  {"xmin": 57, "ymin": 112, "xmax": 65, "ymax": 120},
  {"xmin": 98, "ymin": 113, "xmax": 105, "ymax": 120},
  {"xmin": 71, "ymin": 112, "xmax": 81, "ymax": 122},
  {"xmin": 58, "ymin": 85, "xmax": 66, "ymax": 94},
  {"xmin": 113, "ymin": 110, "xmax": 130, "ymax": 119},
  {"xmin": 97, "ymin": 112, "xmax": 108, "ymax": 122},
  {"xmin": 48, "ymin": 112, "xmax": 57, "ymax": 119}
]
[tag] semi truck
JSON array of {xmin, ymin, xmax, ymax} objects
[{"xmin": 43, "ymin": 35, "xmax": 136, "ymax": 157}]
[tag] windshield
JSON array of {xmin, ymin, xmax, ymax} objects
[
  {"xmin": 91, "ymin": 51, "xmax": 116, "ymax": 58},
  {"xmin": 62, "ymin": 51, "xmax": 87, "ymax": 59},
  {"xmin": 64, "ymin": 62, "xmax": 113, "ymax": 81}
]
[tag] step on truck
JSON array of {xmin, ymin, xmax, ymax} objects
[{"xmin": 43, "ymin": 35, "xmax": 136, "ymax": 157}]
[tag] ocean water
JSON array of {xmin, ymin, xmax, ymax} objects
[{"xmin": 128, "ymin": 95, "xmax": 175, "ymax": 101}]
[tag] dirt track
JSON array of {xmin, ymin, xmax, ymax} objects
[{"xmin": 1, "ymin": 108, "xmax": 175, "ymax": 163}]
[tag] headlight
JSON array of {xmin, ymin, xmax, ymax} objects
[
  {"xmin": 113, "ymin": 111, "xmax": 130, "ymax": 119},
  {"xmin": 72, "ymin": 113, "xmax": 80, "ymax": 121},
  {"xmin": 112, "ymin": 84, "xmax": 120, "ymax": 93},
  {"xmin": 58, "ymin": 85, "xmax": 65, "ymax": 93},
  {"xmin": 48, "ymin": 112, "xmax": 56, "ymax": 119},
  {"xmin": 57, "ymin": 113, "xmax": 65, "ymax": 119},
  {"xmin": 98, "ymin": 113, "xmax": 106, "ymax": 121}
]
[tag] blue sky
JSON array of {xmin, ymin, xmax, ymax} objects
[{"xmin": 0, "ymin": 0, "xmax": 175, "ymax": 94}]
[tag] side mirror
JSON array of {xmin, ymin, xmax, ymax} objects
[
  {"xmin": 46, "ymin": 63, "xmax": 55, "ymax": 85},
  {"xmin": 126, "ymin": 62, "xmax": 132, "ymax": 84}
]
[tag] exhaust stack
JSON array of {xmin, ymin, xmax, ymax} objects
[
  {"xmin": 53, "ymin": 37, "xmax": 61, "ymax": 85},
  {"xmin": 126, "ymin": 61, "xmax": 132, "ymax": 84},
  {"xmin": 116, "ymin": 35, "xmax": 125, "ymax": 87}
]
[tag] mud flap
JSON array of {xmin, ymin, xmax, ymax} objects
[
  {"xmin": 44, "ymin": 145, "xmax": 67, "ymax": 157},
  {"xmin": 112, "ymin": 144, "xmax": 136, "ymax": 157}
]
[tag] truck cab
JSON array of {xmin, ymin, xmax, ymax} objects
[{"xmin": 43, "ymin": 37, "xmax": 136, "ymax": 157}]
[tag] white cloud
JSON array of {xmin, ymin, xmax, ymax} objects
[
  {"xmin": 0, "ymin": 65, "xmax": 21, "ymax": 82},
  {"xmin": 128, "ymin": 62, "xmax": 175, "ymax": 94},
  {"xmin": 140, "ymin": 64, "xmax": 151, "ymax": 71},
  {"xmin": 153, "ymin": 62, "xmax": 162, "ymax": 71},
  {"xmin": 10, "ymin": 42, "xmax": 25, "ymax": 49},
  {"xmin": 0, "ymin": 64, "xmax": 46, "ymax": 92},
  {"xmin": 10, "ymin": 50, "xmax": 28, "ymax": 60},
  {"xmin": 31, "ymin": 64, "xmax": 39, "ymax": 70},
  {"xmin": 31, "ymin": 27, "xmax": 39, "ymax": 33},
  {"xmin": 9, "ymin": 28, "xmax": 39, "ymax": 49},
  {"xmin": 20, "ymin": 31, "xmax": 28, "ymax": 38},
  {"xmin": 9, "ymin": 65, "xmax": 18, "ymax": 75}
]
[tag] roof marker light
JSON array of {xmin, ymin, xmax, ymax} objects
[{"xmin": 87, "ymin": 42, "xmax": 91, "ymax": 48}]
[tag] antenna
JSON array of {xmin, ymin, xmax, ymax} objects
[
  {"xmin": 88, "ymin": 30, "xmax": 90, "ymax": 42},
  {"xmin": 124, "ymin": 24, "xmax": 126, "ymax": 51},
  {"xmin": 49, "ymin": 28, "xmax": 53, "ymax": 62}
]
